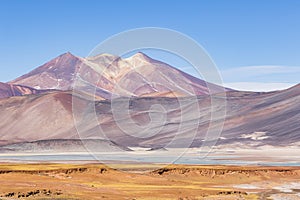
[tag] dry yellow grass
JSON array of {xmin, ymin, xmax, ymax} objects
[{"xmin": 0, "ymin": 163, "xmax": 299, "ymax": 199}]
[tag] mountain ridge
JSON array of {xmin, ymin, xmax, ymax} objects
[{"xmin": 8, "ymin": 52, "xmax": 229, "ymax": 98}]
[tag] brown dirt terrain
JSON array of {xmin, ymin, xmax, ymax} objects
[{"xmin": 0, "ymin": 163, "xmax": 299, "ymax": 199}]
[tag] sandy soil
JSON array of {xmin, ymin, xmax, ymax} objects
[{"xmin": 0, "ymin": 163, "xmax": 299, "ymax": 199}]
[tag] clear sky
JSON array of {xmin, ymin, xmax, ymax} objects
[{"xmin": 0, "ymin": 0, "xmax": 299, "ymax": 91}]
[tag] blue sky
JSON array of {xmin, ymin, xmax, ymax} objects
[{"xmin": 0, "ymin": 0, "xmax": 299, "ymax": 91}]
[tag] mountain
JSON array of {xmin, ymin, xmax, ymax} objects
[
  {"xmin": 10, "ymin": 52, "xmax": 229, "ymax": 98},
  {"xmin": 0, "ymin": 84, "xmax": 298, "ymax": 149},
  {"xmin": 1, "ymin": 52, "xmax": 299, "ymax": 151},
  {"xmin": 0, "ymin": 82, "xmax": 46, "ymax": 98}
]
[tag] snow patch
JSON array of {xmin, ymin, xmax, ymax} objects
[{"xmin": 240, "ymin": 132, "xmax": 269, "ymax": 140}]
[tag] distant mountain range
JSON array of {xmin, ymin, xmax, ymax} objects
[{"xmin": 0, "ymin": 52, "xmax": 299, "ymax": 152}]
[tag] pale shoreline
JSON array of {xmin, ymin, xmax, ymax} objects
[{"xmin": 0, "ymin": 146, "xmax": 299, "ymax": 167}]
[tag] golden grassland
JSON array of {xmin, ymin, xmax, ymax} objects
[{"xmin": 0, "ymin": 163, "xmax": 299, "ymax": 199}]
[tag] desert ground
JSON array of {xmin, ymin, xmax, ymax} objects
[{"xmin": 0, "ymin": 163, "xmax": 299, "ymax": 200}]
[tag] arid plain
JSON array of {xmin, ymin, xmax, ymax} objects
[{"xmin": 0, "ymin": 163, "xmax": 299, "ymax": 200}]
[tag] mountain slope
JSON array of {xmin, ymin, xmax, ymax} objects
[
  {"xmin": 0, "ymin": 91, "xmax": 78, "ymax": 145},
  {"xmin": 0, "ymin": 84, "xmax": 298, "ymax": 148},
  {"xmin": 217, "ymin": 83, "xmax": 300, "ymax": 147}
]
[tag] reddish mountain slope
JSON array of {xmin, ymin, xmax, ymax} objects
[{"xmin": 10, "ymin": 52, "xmax": 86, "ymax": 90}]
